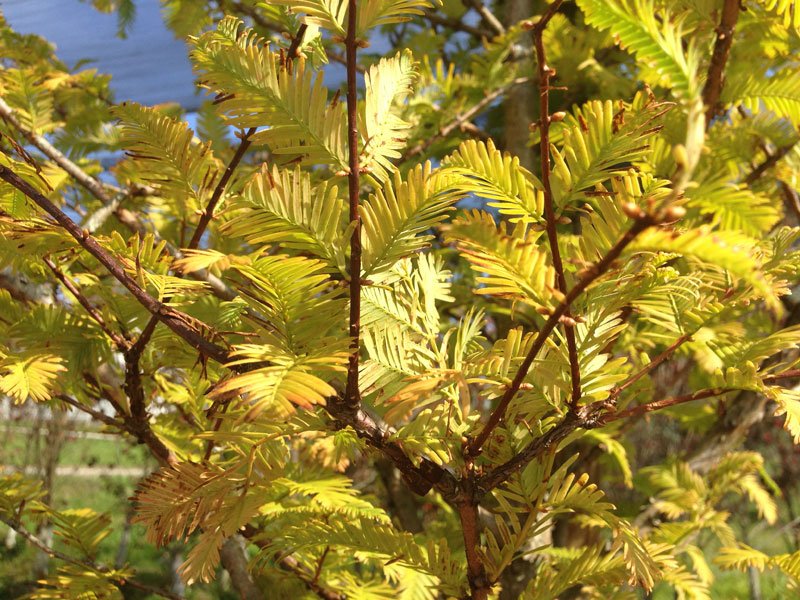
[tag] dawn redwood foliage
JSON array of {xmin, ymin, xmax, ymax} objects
[{"xmin": 2, "ymin": 0, "xmax": 800, "ymax": 598}]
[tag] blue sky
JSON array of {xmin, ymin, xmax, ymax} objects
[{"xmin": 2, "ymin": 0, "xmax": 199, "ymax": 109}]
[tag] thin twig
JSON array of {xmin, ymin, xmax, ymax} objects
[
  {"xmin": 343, "ymin": 0, "xmax": 363, "ymax": 409},
  {"xmin": 287, "ymin": 23, "xmax": 309, "ymax": 59},
  {"xmin": 600, "ymin": 387, "xmax": 727, "ymax": 423},
  {"xmin": 55, "ymin": 394, "xmax": 127, "ymax": 430},
  {"xmin": 402, "ymin": 77, "xmax": 532, "ymax": 161},
  {"xmin": 131, "ymin": 124, "xmax": 257, "ymax": 369},
  {"xmin": 425, "ymin": 10, "xmax": 492, "ymax": 38},
  {"xmin": 744, "ymin": 143, "xmax": 796, "ymax": 185},
  {"xmin": 0, "ymin": 95, "xmax": 238, "ymax": 302},
  {"xmin": 0, "ymin": 517, "xmax": 184, "ymax": 600},
  {"xmin": 312, "ymin": 546, "xmax": 331, "ymax": 586},
  {"xmin": 188, "ymin": 128, "xmax": 256, "ymax": 250},
  {"xmin": 117, "ymin": 124, "xmax": 256, "ymax": 465},
  {"xmin": 43, "ymin": 256, "xmax": 131, "ymax": 351},
  {"xmin": 528, "ymin": 1, "xmax": 581, "ymax": 412},
  {"xmin": 608, "ymin": 332, "xmax": 694, "ymax": 401},
  {"xmin": 465, "ymin": 0, "xmax": 505, "ymax": 37},
  {"xmin": 702, "ymin": 0, "xmax": 741, "ymax": 124}
]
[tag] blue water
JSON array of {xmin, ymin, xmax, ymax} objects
[{"xmin": 1, "ymin": 0, "xmax": 199, "ymax": 109}]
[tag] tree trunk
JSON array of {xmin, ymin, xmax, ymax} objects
[
  {"xmin": 503, "ymin": 0, "xmax": 535, "ymax": 170},
  {"xmin": 220, "ymin": 535, "xmax": 263, "ymax": 600}
]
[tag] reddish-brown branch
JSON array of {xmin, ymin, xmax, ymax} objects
[
  {"xmin": 56, "ymin": 394, "xmax": 127, "ymax": 430},
  {"xmin": 466, "ymin": 215, "xmax": 655, "ymax": 458},
  {"xmin": 343, "ymin": 0, "xmax": 363, "ymax": 409},
  {"xmin": 744, "ymin": 143, "xmax": 796, "ymax": 185},
  {"xmin": 478, "ymin": 368, "xmax": 800, "ymax": 493},
  {"xmin": 601, "ymin": 387, "xmax": 728, "ymax": 424},
  {"xmin": 477, "ymin": 411, "xmax": 585, "ymax": 494},
  {"xmin": 0, "ymin": 165, "xmax": 231, "ymax": 365},
  {"xmin": 425, "ymin": 10, "xmax": 492, "ymax": 38},
  {"xmin": 287, "ymin": 23, "xmax": 309, "ymax": 59},
  {"xmin": 128, "ymin": 123, "xmax": 257, "ymax": 425},
  {"xmin": 43, "ymin": 257, "xmax": 130, "ymax": 351},
  {"xmin": 609, "ymin": 332, "xmax": 693, "ymax": 401},
  {"xmin": 0, "ymin": 95, "xmax": 238, "ymax": 302},
  {"xmin": 702, "ymin": 0, "xmax": 741, "ymax": 124},
  {"xmin": 457, "ymin": 500, "xmax": 490, "ymax": 600},
  {"xmin": 528, "ymin": 0, "xmax": 581, "ymax": 412},
  {"xmin": 188, "ymin": 128, "xmax": 256, "ymax": 250}
]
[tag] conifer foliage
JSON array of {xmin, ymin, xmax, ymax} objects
[{"xmin": 1, "ymin": 0, "xmax": 800, "ymax": 598}]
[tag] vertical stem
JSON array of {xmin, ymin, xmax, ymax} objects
[
  {"xmin": 530, "ymin": 0, "xmax": 580, "ymax": 411},
  {"xmin": 344, "ymin": 0, "xmax": 363, "ymax": 408},
  {"xmin": 457, "ymin": 501, "xmax": 490, "ymax": 600},
  {"xmin": 702, "ymin": 0, "xmax": 741, "ymax": 125}
]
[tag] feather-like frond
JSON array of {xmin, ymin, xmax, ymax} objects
[
  {"xmin": 443, "ymin": 209, "xmax": 555, "ymax": 311},
  {"xmin": 444, "ymin": 139, "xmax": 544, "ymax": 223},
  {"xmin": 360, "ymin": 163, "xmax": 461, "ymax": 277},
  {"xmin": 191, "ymin": 17, "xmax": 348, "ymax": 169}
]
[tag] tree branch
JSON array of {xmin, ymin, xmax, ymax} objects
[
  {"xmin": 287, "ymin": 23, "xmax": 309, "ymax": 59},
  {"xmin": 528, "ymin": 0, "xmax": 581, "ymax": 413},
  {"xmin": 608, "ymin": 332, "xmax": 694, "ymax": 402},
  {"xmin": 457, "ymin": 499, "xmax": 491, "ymax": 600},
  {"xmin": 0, "ymin": 95, "xmax": 238, "ymax": 302},
  {"xmin": 55, "ymin": 394, "xmax": 127, "ymax": 430},
  {"xmin": 464, "ymin": 0, "xmax": 505, "ymax": 37},
  {"xmin": 188, "ymin": 128, "xmax": 256, "ymax": 251},
  {"xmin": 702, "ymin": 0, "xmax": 741, "ymax": 124},
  {"xmin": 478, "ymin": 368, "xmax": 800, "ymax": 493},
  {"xmin": 1, "ymin": 162, "xmax": 463, "ymax": 500},
  {"xmin": 425, "ymin": 10, "xmax": 492, "ymax": 38},
  {"xmin": 744, "ymin": 143, "xmax": 796, "ymax": 185},
  {"xmin": 600, "ymin": 387, "xmax": 729, "ymax": 424},
  {"xmin": 124, "ymin": 124, "xmax": 257, "ymax": 456},
  {"xmin": 0, "ymin": 164, "xmax": 231, "ymax": 365},
  {"xmin": 343, "ymin": 0, "xmax": 363, "ymax": 410}
]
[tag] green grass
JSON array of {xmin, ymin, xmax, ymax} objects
[{"xmin": 0, "ymin": 425, "xmax": 149, "ymax": 469}]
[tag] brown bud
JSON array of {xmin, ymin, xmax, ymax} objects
[
  {"xmin": 536, "ymin": 306, "xmax": 552, "ymax": 315},
  {"xmin": 621, "ymin": 202, "xmax": 644, "ymax": 220},
  {"xmin": 662, "ymin": 205, "xmax": 687, "ymax": 222},
  {"xmin": 559, "ymin": 315, "xmax": 577, "ymax": 327},
  {"xmin": 550, "ymin": 111, "xmax": 567, "ymax": 122},
  {"xmin": 557, "ymin": 216, "xmax": 572, "ymax": 225}
]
